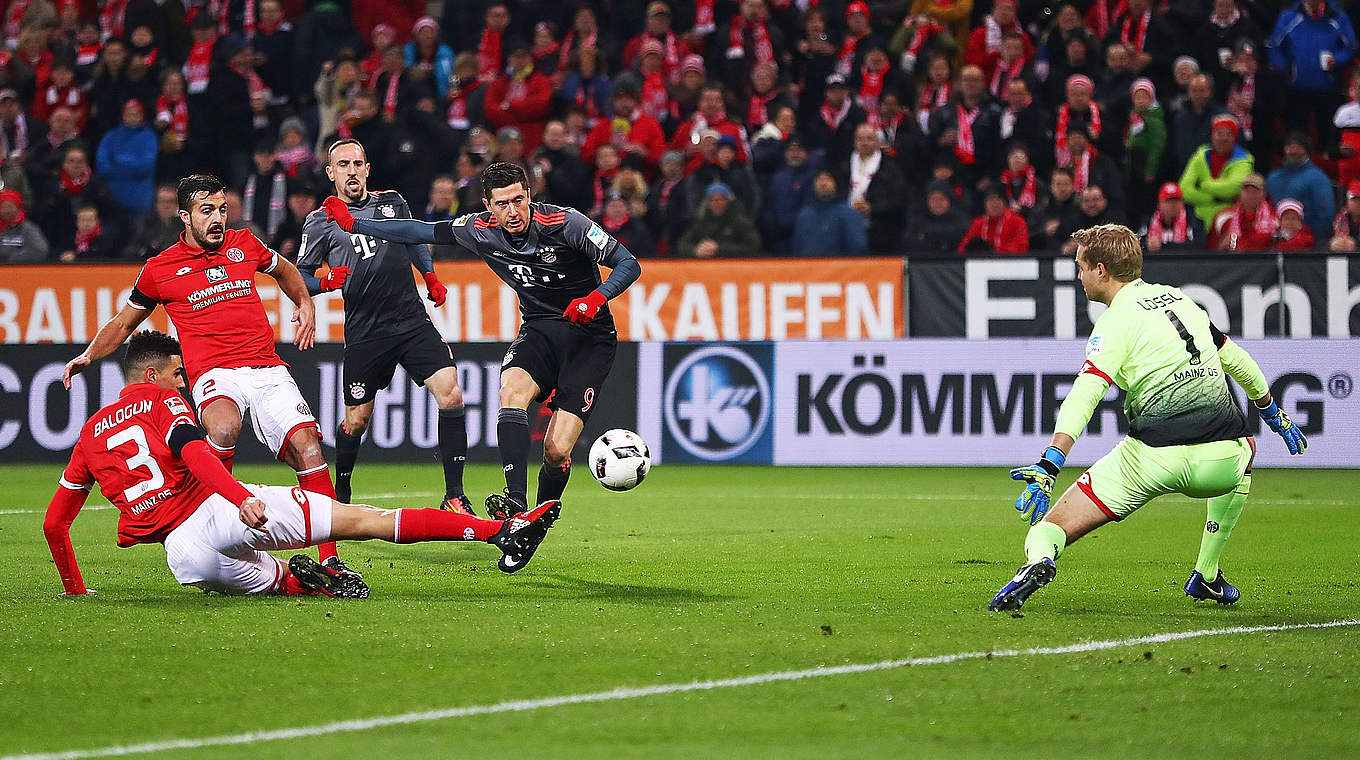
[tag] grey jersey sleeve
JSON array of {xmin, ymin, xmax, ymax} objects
[
  {"xmin": 395, "ymin": 196, "xmax": 435, "ymax": 275},
  {"xmin": 561, "ymin": 208, "xmax": 619, "ymax": 264}
]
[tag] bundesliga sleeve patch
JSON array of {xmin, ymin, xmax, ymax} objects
[
  {"xmin": 163, "ymin": 396, "xmax": 191, "ymax": 416},
  {"xmin": 1086, "ymin": 335, "xmax": 1104, "ymax": 356},
  {"xmin": 586, "ymin": 222, "xmax": 610, "ymax": 250}
]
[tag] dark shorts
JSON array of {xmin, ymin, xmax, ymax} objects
[
  {"xmin": 343, "ymin": 323, "xmax": 456, "ymax": 406},
  {"xmin": 503, "ymin": 319, "xmax": 616, "ymax": 422}
]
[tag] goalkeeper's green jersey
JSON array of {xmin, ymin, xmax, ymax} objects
[{"xmin": 1078, "ymin": 279, "xmax": 1250, "ymax": 447}]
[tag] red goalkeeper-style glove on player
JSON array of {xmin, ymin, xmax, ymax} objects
[
  {"xmin": 322, "ymin": 196, "xmax": 355, "ymax": 232},
  {"xmin": 423, "ymin": 271, "xmax": 447, "ymax": 307},
  {"xmin": 564, "ymin": 290, "xmax": 607, "ymax": 324},
  {"xmin": 319, "ymin": 266, "xmax": 349, "ymax": 292}
]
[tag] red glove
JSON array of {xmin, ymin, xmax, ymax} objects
[
  {"xmin": 423, "ymin": 271, "xmax": 447, "ymax": 307},
  {"xmin": 320, "ymin": 265, "xmax": 349, "ymax": 292},
  {"xmin": 564, "ymin": 290, "xmax": 607, "ymax": 324},
  {"xmin": 322, "ymin": 196, "xmax": 355, "ymax": 232}
]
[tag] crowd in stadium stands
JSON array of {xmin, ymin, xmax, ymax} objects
[{"xmin": 4, "ymin": 0, "xmax": 1360, "ymax": 263}]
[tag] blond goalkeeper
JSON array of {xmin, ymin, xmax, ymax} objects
[{"xmin": 989, "ymin": 224, "xmax": 1308, "ymax": 612}]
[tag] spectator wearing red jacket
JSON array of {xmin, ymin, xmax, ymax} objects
[
  {"xmin": 582, "ymin": 73, "xmax": 667, "ymax": 173},
  {"xmin": 670, "ymin": 83, "xmax": 749, "ymax": 173},
  {"xmin": 965, "ymin": 0, "xmax": 1033, "ymax": 79},
  {"xmin": 32, "ymin": 59, "xmax": 87, "ymax": 129},
  {"xmin": 1209, "ymin": 172, "xmax": 1275, "ymax": 251},
  {"xmin": 1272, "ymin": 198, "xmax": 1316, "ymax": 252},
  {"xmin": 960, "ymin": 188, "xmax": 1030, "ymax": 253},
  {"xmin": 623, "ymin": 2, "xmax": 691, "ymax": 81},
  {"xmin": 485, "ymin": 44, "xmax": 553, "ymax": 155}
]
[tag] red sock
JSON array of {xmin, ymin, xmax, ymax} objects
[
  {"xmin": 297, "ymin": 465, "xmax": 340, "ymax": 562},
  {"xmin": 395, "ymin": 508, "xmax": 502, "ymax": 543},
  {"xmin": 277, "ymin": 570, "xmax": 316, "ymax": 596},
  {"xmin": 211, "ymin": 443, "xmax": 235, "ymax": 473}
]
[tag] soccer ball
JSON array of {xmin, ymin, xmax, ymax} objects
[{"xmin": 589, "ymin": 429, "xmax": 652, "ymax": 492}]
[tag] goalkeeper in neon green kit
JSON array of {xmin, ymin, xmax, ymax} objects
[{"xmin": 989, "ymin": 224, "xmax": 1308, "ymax": 612}]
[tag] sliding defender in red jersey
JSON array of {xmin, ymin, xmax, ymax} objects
[
  {"xmin": 44, "ymin": 332, "xmax": 561, "ymax": 598},
  {"xmin": 61, "ymin": 174, "xmax": 357, "ymax": 576}
]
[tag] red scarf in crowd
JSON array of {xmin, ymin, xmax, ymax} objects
[
  {"xmin": 1055, "ymin": 102, "xmax": 1100, "ymax": 165},
  {"xmin": 729, "ymin": 14, "xmax": 774, "ymax": 64},
  {"xmin": 836, "ymin": 31, "xmax": 866, "ymax": 76},
  {"xmin": 75, "ymin": 224, "xmax": 101, "ymax": 255},
  {"xmin": 990, "ymin": 56, "xmax": 1025, "ymax": 97},
  {"xmin": 99, "ymin": 0, "xmax": 128, "ymax": 41},
  {"xmin": 979, "ymin": 213, "xmax": 1011, "ymax": 249},
  {"xmin": 1089, "ymin": 0, "xmax": 1128, "ymax": 39},
  {"xmin": 955, "ymin": 104, "xmax": 978, "ymax": 165},
  {"xmin": 821, "ymin": 98, "xmax": 852, "ymax": 131},
  {"xmin": 573, "ymin": 78, "xmax": 603, "ymax": 126},
  {"xmin": 478, "ymin": 29, "xmax": 502, "ymax": 81},
  {"xmin": 592, "ymin": 167, "xmax": 618, "ymax": 215},
  {"xmin": 602, "ymin": 212, "xmax": 629, "ymax": 233},
  {"xmin": 1071, "ymin": 146, "xmax": 1097, "ymax": 192},
  {"xmin": 642, "ymin": 71, "xmax": 670, "ymax": 121},
  {"xmin": 156, "ymin": 94, "xmax": 189, "ymax": 142},
  {"xmin": 693, "ymin": 0, "xmax": 716, "ymax": 35},
  {"xmin": 76, "ymin": 42, "xmax": 101, "ymax": 67},
  {"xmin": 1224, "ymin": 200, "xmax": 1276, "ymax": 239},
  {"xmin": 60, "ymin": 167, "xmax": 88, "ymax": 196},
  {"xmin": 747, "ymin": 89, "xmax": 777, "ymax": 127},
  {"xmin": 1001, "ymin": 165, "xmax": 1038, "ymax": 207},
  {"xmin": 184, "ymin": 38, "xmax": 215, "ymax": 94},
  {"xmin": 4, "ymin": 0, "xmax": 28, "ymax": 48},
  {"xmin": 42, "ymin": 84, "xmax": 82, "ymax": 110},
  {"xmin": 559, "ymin": 28, "xmax": 598, "ymax": 73},
  {"xmin": 382, "ymin": 71, "xmax": 400, "ymax": 118},
  {"xmin": 1148, "ymin": 207, "xmax": 1189, "ymax": 243},
  {"xmin": 917, "ymin": 80, "xmax": 950, "ymax": 130},
  {"xmin": 653, "ymin": 32, "xmax": 682, "ymax": 81},
  {"xmin": 1119, "ymin": 11, "xmax": 1152, "ymax": 52},
  {"xmin": 857, "ymin": 59, "xmax": 888, "ymax": 115},
  {"xmin": 1229, "ymin": 74, "xmax": 1255, "ymax": 137},
  {"xmin": 445, "ymin": 80, "xmax": 479, "ymax": 129}
]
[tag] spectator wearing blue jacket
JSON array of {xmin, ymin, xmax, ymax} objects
[
  {"xmin": 761, "ymin": 135, "xmax": 820, "ymax": 254},
  {"xmin": 95, "ymin": 99, "xmax": 158, "ymax": 219},
  {"xmin": 1268, "ymin": 0, "xmax": 1358, "ymax": 150},
  {"xmin": 793, "ymin": 170, "xmax": 868, "ymax": 256},
  {"xmin": 1266, "ymin": 132, "xmax": 1335, "ymax": 238},
  {"xmin": 404, "ymin": 17, "xmax": 456, "ymax": 99}
]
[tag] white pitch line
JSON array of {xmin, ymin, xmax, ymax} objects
[{"xmin": 4, "ymin": 619, "xmax": 1355, "ymax": 760}]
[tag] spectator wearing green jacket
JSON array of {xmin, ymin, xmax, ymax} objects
[
  {"xmin": 1179, "ymin": 114, "xmax": 1254, "ymax": 226},
  {"xmin": 1125, "ymin": 78, "xmax": 1167, "ymax": 225},
  {"xmin": 677, "ymin": 183, "xmax": 762, "ymax": 258}
]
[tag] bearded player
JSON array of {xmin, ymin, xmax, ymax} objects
[
  {"xmin": 45, "ymin": 331, "xmax": 560, "ymax": 598},
  {"xmin": 990, "ymin": 224, "xmax": 1307, "ymax": 612},
  {"xmin": 321, "ymin": 162, "xmax": 642, "ymax": 519},
  {"xmin": 298, "ymin": 139, "xmax": 470, "ymax": 514},
  {"xmin": 62, "ymin": 174, "xmax": 357, "ymax": 577}
]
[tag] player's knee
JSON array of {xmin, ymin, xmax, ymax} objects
[
  {"xmin": 543, "ymin": 437, "xmax": 573, "ymax": 467},
  {"xmin": 343, "ymin": 410, "xmax": 372, "ymax": 436},
  {"xmin": 499, "ymin": 385, "xmax": 531, "ymax": 409},
  {"xmin": 288, "ymin": 429, "xmax": 326, "ymax": 469},
  {"xmin": 435, "ymin": 384, "xmax": 463, "ymax": 410},
  {"xmin": 204, "ymin": 418, "xmax": 241, "ymax": 448}
]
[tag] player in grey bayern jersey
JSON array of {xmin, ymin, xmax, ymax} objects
[
  {"xmin": 299, "ymin": 139, "xmax": 472, "ymax": 514},
  {"xmin": 320, "ymin": 162, "xmax": 641, "ymax": 518}
]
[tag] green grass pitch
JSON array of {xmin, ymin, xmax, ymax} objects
[{"xmin": 1, "ymin": 462, "xmax": 1357, "ymax": 759}]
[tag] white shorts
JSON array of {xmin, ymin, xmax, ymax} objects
[
  {"xmin": 192, "ymin": 365, "xmax": 318, "ymax": 459},
  {"xmin": 163, "ymin": 484, "xmax": 334, "ymax": 595}
]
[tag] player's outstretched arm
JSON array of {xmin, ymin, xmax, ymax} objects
[
  {"xmin": 564, "ymin": 243, "xmax": 642, "ymax": 324},
  {"xmin": 64, "ymin": 303, "xmax": 152, "ymax": 389},
  {"xmin": 1212, "ymin": 327, "xmax": 1306, "ymax": 454},
  {"xmin": 266, "ymin": 256, "xmax": 317, "ymax": 350},
  {"xmin": 43, "ymin": 485, "xmax": 92, "ymax": 595},
  {"xmin": 321, "ymin": 195, "xmax": 445, "ymax": 243}
]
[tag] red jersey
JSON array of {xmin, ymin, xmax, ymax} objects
[
  {"xmin": 127, "ymin": 229, "xmax": 283, "ymax": 383},
  {"xmin": 60, "ymin": 383, "xmax": 213, "ymax": 547}
]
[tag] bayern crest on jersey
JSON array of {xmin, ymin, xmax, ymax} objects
[
  {"xmin": 225, "ymin": 247, "xmax": 246, "ymax": 262},
  {"xmin": 379, "ymin": 204, "xmax": 396, "ymax": 218}
]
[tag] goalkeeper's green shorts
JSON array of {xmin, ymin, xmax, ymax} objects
[{"xmin": 1075, "ymin": 436, "xmax": 1255, "ymax": 521}]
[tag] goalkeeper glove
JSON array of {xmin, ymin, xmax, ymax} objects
[
  {"xmin": 1256, "ymin": 400, "xmax": 1307, "ymax": 455},
  {"xmin": 422, "ymin": 271, "xmax": 447, "ymax": 307},
  {"xmin": 322, "ymin": 196, "xmax": 356, "ymax": 232},
  {"xmin": 1010, "ymin": 446, "xmax": 1065, "ymax": 525},
  {"xmin": 564, "ymin": 290, "xmax": 607, "ymax": 324},
  {"xmin": 319, "ymin": 266, "xmax": 349, "ymax": 292}
]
